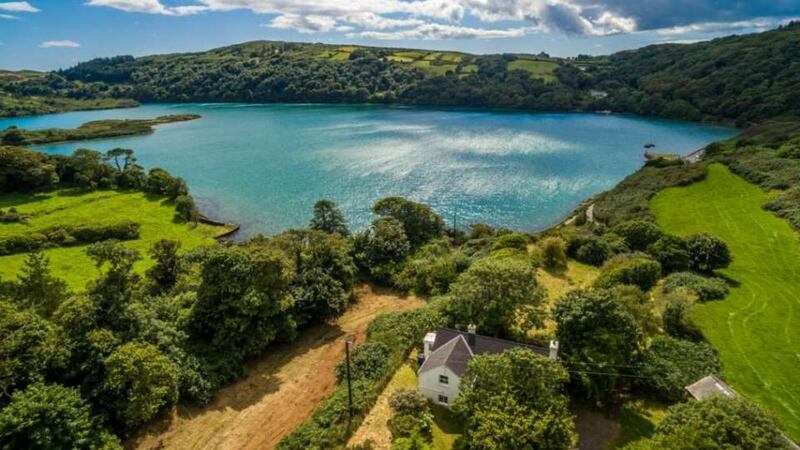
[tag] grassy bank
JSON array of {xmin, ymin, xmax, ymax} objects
[
  {"xmin": 651, "ymin": 163, "xmax": 800, "ymax": 440},
  {"xmin": 0, "ymin": 188, "xmax": 229, "ymax": 290},
  {"xmin": 0, "ymin": 91, "xmax": 139, "ymax": 118},
  {"xmin": 1, "ymin": 114, "xmax": 200, "ymax": 145}
]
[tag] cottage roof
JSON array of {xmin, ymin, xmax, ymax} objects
[
  {"xmin": 685, "ymin": 374, "xmax": 737, "ymax": 401},
  {"xmin": 419, "ymin": 328, "xmax": 549, "ymax": 376}
]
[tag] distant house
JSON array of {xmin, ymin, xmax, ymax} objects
[
  {"xmin": 685, "ymin": 374, "xmax": 736, "ymax": 401},
  {"xmin": 417, "ymin": 325, "xmax": 558, "ymax": 407}
]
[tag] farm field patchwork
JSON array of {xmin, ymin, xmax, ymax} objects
[
  {"xmin": 0, "ymin": 189, "xmax": 229, "ymax": 290},
  {"xmin": 507, "ymin": 59, "xmax": 559, "ymax": 82},
  {"xmin": 651, "ymin": 163, "xmax": 800, "ymax": 440}
]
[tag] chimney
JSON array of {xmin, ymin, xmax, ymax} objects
[
  {"xmin": 549, "ymin": 340, "xmax": 559, "ymax": 360},
  {"xmin": 423, "ymin": 332, "xmax": 437, "ymax": 360},
  {"xmin": 467, "ymin": 324, "xmax": 477, "ymax": 348}
]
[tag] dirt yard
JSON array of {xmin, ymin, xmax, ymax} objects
[{"xmin": 128, "ymin": 285, "xmax": 425, "ymax": 450}]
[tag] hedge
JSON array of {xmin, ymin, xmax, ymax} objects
[{"xmin": 0, "ymin": 221, "xmax": 140, "ymax": 255}]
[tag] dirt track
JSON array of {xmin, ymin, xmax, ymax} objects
[{"xmin": 128, "ymin": 285, "xmax": 424, "ymax": 450}]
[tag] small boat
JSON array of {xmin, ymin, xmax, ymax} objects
[{"xmin": 643, "ymin": 143, "xmax": 656, "ymax": 149}]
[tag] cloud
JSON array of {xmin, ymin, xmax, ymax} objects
[
  {"xmin": 350, "ymin": 23, "xmax": 530, "ymax": 40},
  {"xmin": 83, "ymin": 0, "xmax": 800, "ymax": 40},
  {"xmin": 85, "ymin": 0, "xmax": 205, "ymax": 16},
  {"xmin": 0, "ymin": 13, "xmax": 18, "ymax": 19},
  {"xmin": 39, "ymin": 40, "xmax": 81, "ymax": 48},
  {"xmin": 0, "ymin": 1, "xmax": 38, "ymax": 12},
  {"xmin": 655, "ymin": 16, "xmax": 798, "ymax": 36}
]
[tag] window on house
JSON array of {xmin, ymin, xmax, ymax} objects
[
  {"xmin": 438, "ymin": 394, "xmax": 449, "ymax": 404},
  {"xmin": 439, "ymin": 374, "xmax": 449, "ymax": 385}
]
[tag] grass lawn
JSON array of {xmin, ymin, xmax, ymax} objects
[
  {"xmin": 651, "ymin": 163, "xmax": 800, "ymax": 440},
  {"xmin": 507, "ymin": 59, "xmax": 559, "ymax": 82},
  {"xmin": 349, "ymin": 357, "xmax": 461, "ymax": 450},
  {"xmin": 0, "ymin": 188, "xmax": 229, "ymax": 290}
]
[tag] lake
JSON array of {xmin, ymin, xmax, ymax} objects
[{"xmin": 0, "ymin": 104, "xmax": 736, "ymax": 237}]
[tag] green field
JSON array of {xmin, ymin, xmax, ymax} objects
[
  {"xmin": 0, "ymin": 189, "xmax": 229, "ymax": 290},
  {"xmin": 507, "ymin": 59, "xmax": 559, "ymax": 82},
  {"xmin": 651, "ymin": 164, "xmax": 800, "ymax": 440}
]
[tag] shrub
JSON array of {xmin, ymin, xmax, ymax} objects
[
  {"xmin": 662, "ymin": 292, "xmax": 702, "ymax": 341},
  {"xmin": 174, "ymin": 194, "xmax": 199, "ymax": 222},
  {"xmin": 613, "ymin": 220, "xmax": 663, "ymax": 251},
  {"xmin": 335, "ymin": 342, "xmax": 392, "ymax": 383},
  {"xmin": 636, "ymin": 335, "xmax": 722, "ymax": 402},
  {"xmin": 389, "ymin": 413, "xmax": 432, "ymax": 441},
  {"xmin": 662, "ymin": 272, "xmax": 729, "ymax": 301},
  {"xmin": 646, "ymin": 235, "xmax": 690, "ymax": 273},
  {"xmin": 685, "ymin": 233, "xmax": 732, "ymax": 272},
  {"xmin": 594, "ymin": 254, "xmax": 662, "ymax": 291},
  {"xmin": 0, "ymin": 222, "xmax": 140, "ymax": 256},
  {"xmin": 493, "ymin": 233, "xmax": 529, "ymax": 251},
  {"xmin": 389, "ymin": 388, "xmax": 428, "ymax": 416},
  {"xmin": 542, "ymin": 237, "xmax": 567, "ymax": 270},
  {"xmin": 393, "ymin": 248, "xmax": 469, "ymax": 296}
]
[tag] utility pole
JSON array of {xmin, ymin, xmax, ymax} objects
[{"xmin": 344, "ymin": 336, "xmax": 354, "ymax": 429}]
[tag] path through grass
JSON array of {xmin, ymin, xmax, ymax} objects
[
  {"xmin": 0, "ymin": 189, "xmax": 229, "ymax": 290},
  {"xmin": 651, "ymin": 163, "xmax": 800, "ymax": 439}
]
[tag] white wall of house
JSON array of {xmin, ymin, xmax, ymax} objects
[{"xmin": 419, "ymin": 366, "xmax": 461, "ymax": 407}]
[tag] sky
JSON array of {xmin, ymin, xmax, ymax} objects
[{"xmin": 0, "ymin": 1, "xmax": 798, "ymax": 71}]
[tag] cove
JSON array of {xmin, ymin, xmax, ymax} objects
[{"xmin": 0, "ymin": 104, "xmax": 736, "ymax": 237}]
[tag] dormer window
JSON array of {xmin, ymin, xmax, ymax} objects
[{"xmin": 439, "ymin": 374, "xmax": 449, "ymax": 384}]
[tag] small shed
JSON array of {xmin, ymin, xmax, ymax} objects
[{"xmin": 685, "ymin": 374, "xmax": 736, "ymax": 401}]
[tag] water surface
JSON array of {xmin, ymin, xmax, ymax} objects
[{"xmin": 0, "ymin": 104, "xmax": 736, "ymax": 237}]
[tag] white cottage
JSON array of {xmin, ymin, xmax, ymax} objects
[{"xmin": 417, "ymin": 325, "xmax": 559, "ymax": 407}]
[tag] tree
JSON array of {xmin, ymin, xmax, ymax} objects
[
  {"xmin": 13, "ymin": 252, "xmax": 69, "ymax": 317},
  {"xmin": 637, "ymin": 335, "xmax": 722, "ymax": 402},
  {"xmin": 0, "ymin": 383, "xmax": 121, "ymax": 450},
  {"xmin": 187, "ymin": 246, "xmax": 295, "ymax": 359},
  {"xmin": 146, "ymin": 239, "xmax": 182, "ymax": 294},
  {"xmin": 661, "ymin": 292, "xmax": 702, "ymax": 341},
  {"xmin": 0, "ymin": 301, "xmax": 66, "ymax": 397},
  {"xmin": 627, "ymin": 397, "xmax": 788, "ymax": 450},
  {"xmin": 647, "ymin": 234, "xmax": 690, "ymax": 273},
  {"xmin": 86, "ymin": 241, "xmax": 141, "ymax": 327},
  {"xmin": 356, "ymin": 217, "xmax": 411, "ymax": 283},
  {"xmin": 594, "ymin": 254, "xmax": 662, "ymax": 291},
  {"xmin": 492, "ymin": 233, "xmax": 528, "ymax": 251},
  {"xmin": 103, "ymin": 148, "xmax": 135, "ymax": 171},
  {"xmin": 309, "ymin": 199, "xmax": 349, "ymax": 235},
  {"xmin": 1, "ymin": 127, "xmax": 25, "ymax": 146},
  {"xmin": 542, "ymin": 237, "xmax": 568, "ymax": 270},
  {"xmin": 0, "ymin": 146, "xmax": 59, "ymax": 191},
  {"xmin": 389, "ymin": 388, "xmax": 428, "ymax": 416},
  {"xmin": 269, "ymin": 229, "xmax": 356, "ymax": 326},
  {"xmin": 372, "ymin": 197, "xmax": 444, "ymax": 248},
  {"xmin": 102, "ymin": 342, "xmax": 179, "ymax": 429},
  {"xmin": 685, "ymin": 233, "xmax": 732, "ymax": 272},
  {"xmin": 554, "ymin": 289, "xmax": 642, "ymax": 403},
  {"xmin": 174, "ymin": 195, "xmax": 198, "ymax": 222},
  {"xmin": 445, "ymin": 258, "xmax": 544, "ymax": 338},
  {"xmin": 613, "ymin": 220, "xmax": 663, "ymax": 251},
  {"xmin": 454, "ymin": 349, "xmax": 576, "ymax": 450}
]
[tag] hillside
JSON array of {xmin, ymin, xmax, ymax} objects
[{"xmin": 1, "ymin": 22, "xmax": 798, "ymax": 124}]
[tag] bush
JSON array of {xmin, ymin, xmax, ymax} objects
[
  {"xmin": 594, "ymin": 254, "xmax": 662, "ymax": 291},
  {"xmin": 492, "ymin": 233, "xmax": 529, "ymax": 251},
  {"xmin": 175, "ymin": 194, "xmax": 199, "ymax": 222},
  {"xmin": 389, "ymin": 388, "xmax": 428, "ymax": 416},
  {"xmin": 389, "ymin": 413, "xmax": 432, "ymax": 441},
  {"xmin": 613, "ymin": 220, "xmax": 663, "ymax": 251},
  {"xmin": 685, "ymin": 233, "xmax": 731, "ymax": 272},
  {"xmin": 646, "ymin": 235, "xmax": 690, "ymax": 273},
  {"xmin": 662, "ymin": 272, "xmax": 729, "ymax": 301},
  {"xmin": 393, "ymin": 246, "xmax": 469, "ymax": 296},
  {"xmin": 335, "ymin": 342, "xmax": 392, "ymax": 383},
  {"xmin": 662, "ymin": 292, "xmax": 702, "ymax": 341},
  {"xmin": 542, "ymin": 237, "xmax": 567, "ymax": 270},
  {"xmin": 0, "ymin": 222, "xmax": 140, "ymax": 256},
  {"xmin": 636, "ymin": 335, "xmax": 722, "ymax": 402}
]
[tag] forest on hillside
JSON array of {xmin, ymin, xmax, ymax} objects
[{"xmin": 1, "ymin": 22, "xmax": 798, "ymax": 125}]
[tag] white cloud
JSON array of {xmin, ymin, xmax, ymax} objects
[
  {"xmin": 39, "ymin": 40, "xmax": 81, "ymax": 48},
  {"xmin": 655, "ymin": 16, "xmax": 797, "ymax": 35},
  {"xmin": 0, "ymin": 1, "xmax": 38, "ymax": 12},
  {"xmin": 85, "ymin": 0, "xmax": 206, "ymax": 16},
  {"xmin": 351, "ymin": 23, "xmax": 530, "ymax": 40},
  {"xmin": 0, "ymin": 13, "xmax": 18, "ymax": 19},
  {"xmin": 268, "ymin": 14, "xmax": 338, "ymax": 33}
]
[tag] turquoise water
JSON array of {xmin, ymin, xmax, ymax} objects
[{"xmin": 0, "ymin": 104, "xmax": 736, "ymax": 237}]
